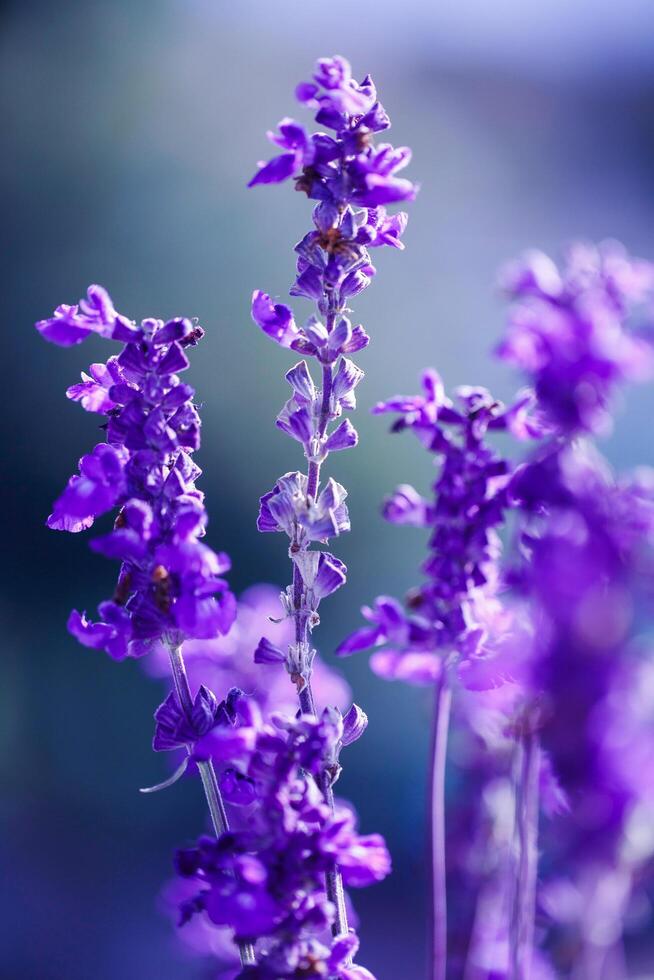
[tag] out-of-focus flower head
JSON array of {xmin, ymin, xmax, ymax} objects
[{"xmin": 497, "ymin": 241, "xmax": 654, "ymax": 436}]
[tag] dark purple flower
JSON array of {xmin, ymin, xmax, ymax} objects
[
  {"xmin": 66, "ymin": 357, "xmax": 126, "ymax": 413},
  {"xmin": 38, "ymin": 288, "xmax": 235, "ymax": 659},
  {"xmin": 67, "ymin": 602, "xmax": 132, "ymax": 662},
  {"xmin": 175, "ymin": 702, "xmax": 389, "ymax": 968},
  {"xmin": 36, "ymin": 284, "xmax": 136, "ymax": 346},
  {"xmin": 251, "ymin": 291, "xmax": 300, "ymax": 348},
  {"xmin": 153, "ymin": 685, "xmax": 220, "ymax": 751},
  {"xmin": 339, "ymin": 376, "xmax": 534, "ymax": 686},
  {"xmin": 248, "ymin": 119, "xmax": 315, "ymax": 188},
  {"xmin": 47, "ymin": 443, "xmax": 128, "ymax": 532},
  {"xmin": 250, "ymin": 55, "xmax": 414, "ymax": 341}
]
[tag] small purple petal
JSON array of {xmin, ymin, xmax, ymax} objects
[
  {"xmin": 254, "ymin": 637, "xmax": 286, "ymax": 665},
  {"xmin": 248, "ymin": 151, "xmax": 298, "ymax": 187},
  {"xmin": 336, "ymin": 626, "xmax": 380, "ymax": 657},
  {"xmin": 341, "ymin": 703, "xmax": 368, "ymax": 746},
  {"xmin": 251, "ymin": 290, "xmax": 299, "ymax": 348}
]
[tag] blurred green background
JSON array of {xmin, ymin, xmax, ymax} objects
[{"xmin": 2, "ymin": 1, "xmax": 654, "ymax": 976}]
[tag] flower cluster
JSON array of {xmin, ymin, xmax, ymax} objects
[
  {"xmin": 497, "ymin": 241, "xmax": 654, "ymax": 435},
  {"xmin": 38, "ymin": 285, "xmax": 235, "ymax": 660},
  {"xmin": 337, "ymin": 371, "xmax": 537, "ymax": 685},
  {"xmin": 35, "ymin": 44, "xmax": 654, "ymax": 979},
  {"xmin": 332, "ymin": 240, "xmax": 654, "ymax": 976},
  {"xmin": 174, "ymin": 692, "xmax": 388, "ymax": 979},
  {"xmin": 245, "ymin": 57, "xmax": 413, "ymax": 973},
  {"xmin": 494, "ymin": 243, "xmax": 654, "ymax": 970},
  {"xmin": 250, "ymin": 57, "xmax": 414, "ymax": 697},
  {"xmin": 250, "ymin": 56, "xmax": 416, "ymax": 696}
]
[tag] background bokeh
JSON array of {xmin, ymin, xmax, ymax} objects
[{"xmin": 2, "ymin": 1, "xmax": 654, "ymax": 977}]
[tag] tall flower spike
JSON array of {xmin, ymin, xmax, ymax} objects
[
  {"xmin": 338, "ymin": 371, "xmax": 542, "ymax": 980},
  {"xmin": 492, "ymin": 242, "xmax": 654, "ymax": 977},
  {"xmin": 249, "ymin": 55, "xmax": 414, "ymax": 972},
  {"xmin": 37, "ymin": 289, "xmax": 255, "ymax": 969}
]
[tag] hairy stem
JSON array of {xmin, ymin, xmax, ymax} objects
[
  {"xmin": 430, "ymin": 670, "xmax": 452, "ymax": 980},
  {"xmin": 307, "ymin": 363, "xmax": 334, "ymax": 499},
  {"xmin": 167, "ymin": 640, "xmax": 256, "ymax": 968},
  {"xmin": 297, "ymin": 670, "xmax": 349, "ymax": 938},
  {"xmin": 511, "ymin": 732, "xmax": 540, "ymax": 980},
  {"xmin": 291, "ymin": 358, "xmax": 350, "ymax": 941}
]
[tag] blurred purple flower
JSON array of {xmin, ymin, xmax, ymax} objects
[{"xmin": 497, "ymin": 241, "xmax": 654, "ymax": 436}]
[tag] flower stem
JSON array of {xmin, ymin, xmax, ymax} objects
[
  {"xmin": 307, "ymin": 363, "xmax": 333, "ymax": 499},
  {"xmin": 510, "ymin": 732, "xmax": 540, "ymax": 980},
  {"xmin": 166, "ymin": 640, "xmax": 256, "ymax": 968},
  {"xmin": 298, "ymin": 674, "xmax": 350, "ymax": 938},
  {"xmin": 430, "ymin": 669, "xmax": 452, "ymax": 980},
  {"xmin": 292, "ymin": 359, "xmax": 350, "ymax": 941}
]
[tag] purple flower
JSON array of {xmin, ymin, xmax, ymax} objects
[
  {"xmin": 381, "ymin": 484, "xmax": 432, "ymax": 527},
  {"xmin": 153, "ymin": 685, "xmax": 221, "ymax": 751},
  {"xmin": 497, "ymin": 241, "xmax": 654, "ymax": 436},
  {"xmin": 297, "ymin": 56, "xmax": 377, "ymax": 120},
  {"xmin": 348, "ymin": 144, "xmax": 416, "ymax": 207},
  {"xmin": 251, "ymin": 291, "xmax": 300, "ymax": 348},
  {"xmin": 47, "ymin": 443, "xmax": 128, "ymax": 532},
  {"xmin": 340, "ymin": 377, "xmax": 533, "ymax": 686},
  {"xmin": 66, "ymin": 357, "xmax": 126, "ymax": 413},
  {"xmin": 275, "ymin": 358, "xmax": 361, "ymax": 460},
  {"xmin": 36, "ymin": 284, "xmax": 136, "ymax": 346},
  {"xmin": 175, "ymin": 702, "xmax": 389, "ymax": 969},
  {"xmin": 248, "ymin": 119, "xmax": 315, "ymax": 188},
  {"xmin": 257, "ymin": 472, "xmax": 350, "ymax": 544},
  {"xmin": 250, "ymin": 55, "xmax": 414, "ymax": 338},
  {"xmin": 67, "ymin": 602, "xmax": 132, "ymax": 662},
  {"xmin": 38, "ymin": 288, "xmax": 235, "ymax": 659}
]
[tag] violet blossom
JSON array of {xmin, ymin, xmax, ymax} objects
[
  {"xmin": 491, "ymin": 243, "xmax": 654, "ymax": 976},
  {"xmin": 174, "ymin": 692, "xmax": 389, "ymax": 979},
  {"xmin": 336, "ymin": 369, "xmax": 540, "ymax": 980},
  {"xmin": 247, "ymin": 54, "xmax": 414, "ymax": 964},
  {"xmin": 39, "ymin": 287, "xmax": 235, "ymax": 658},
  {"xmin": 497, "ymin": 241, "xmax": 654, "ymax": 436},
  {"xmin": 37, "ymin": 287, "xmax": 256, "ymax": 968}
]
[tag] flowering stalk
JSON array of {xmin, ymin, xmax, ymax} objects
[
  {"xmin": 36, "ymin": 286, "xmax": 255, "ymax": 968},
  {"xmin": 177, "ymin": 699, "xmax": 388, "ymax": 979},
  {"xmin": 338, "ymin": 374, "xmax": 537, "ymax": 976},
  {"xmin": 166, "ymin": 639, "xmax": 228, "ymax": 833},
  {"xmin": 430, "ymin": 671, "xmax": 452, "ymax": 980},
  {"xmin": 165, "ymin": 640, "xmax": 256, "ymax": 967},
  {"xmin": 249, "ymin": 54, "xmax": 415, "ymax": 943},
  {"xmin": 510, "ymin": 732, "xmax": 540, "ymax": 980},
  {"xmin": 495, "ymin": 242, "xmax": 654, "ymax": 974}
]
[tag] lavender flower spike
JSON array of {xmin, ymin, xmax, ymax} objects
[
  {"xmin": 177, "ymin": 697, "xmax": 389, "ymax": 978},
  {"xmin": 37, "ymin": 289, "xmax": 255, "ymax": 968},
  {"xmin": 249, "ymin": 55, "xmax": 414, "ymax": 968},
  {"xmin": 338, "ymin": 374, "xmax": 540, "ymax": 979}
]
